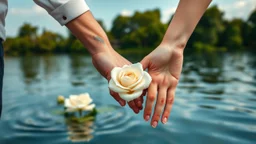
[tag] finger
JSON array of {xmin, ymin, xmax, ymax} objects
[
  {"xmin": 144, "ymin": 83, "xmax": 157, "ymax": 122},
  {"xmin": 151, "ymin": 87, "xmax": 167, "ymax": 128},
  {"xmin": 142, "ymin": 89, "xmax": 147, "ymax": 97},
  {"xmin": 141, "ymin": 89, "xmax": 147, "ymax": 105},
  {"xmin": 128, "ymin": 101, "xmax": 139, "ymax": 114},
  {"xmin": 140, "ymin": 96, "xmax": 144, "ymax": 108},
  {"xmin": 134, "ymin": 97, "xmax": 142, "ymax": 110},
  {"xmin": 109, "ymin": 89, "xmax": 126, "ymax": 107},
  {"xmin": 140, "ymin": 56, "xmax": 150, "ymax": 70},
  {"xmin": 134, "ymin": 90, "xmax": 147, "ymax": 111},
  {"xmin": 161, "ymin": 88, "xmax": 175, "ymax": 124}
]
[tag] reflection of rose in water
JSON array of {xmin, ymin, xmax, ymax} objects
[
  {"xmin": 66, "ymin": 119, "xmax": 94, "ymax": 142},
  {"xmin": 64, "ymin": 110, "xmax": 96, "ymax": 142}
]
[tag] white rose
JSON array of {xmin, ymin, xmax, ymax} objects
[
  {"xmin": 108, "ymin": 63, "xmax": 152, "ymax": 102},
  {"xmin": 65, "ymin": 93, "xmax": 96, "ymax": 112}
]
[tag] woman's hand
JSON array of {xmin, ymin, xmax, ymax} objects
[
  {"xmin": 92, "ymin": 49, "xmax": 144, "ymax": 113},
  {"xmin": 141, "ymin": 44, "xmax": 184, "ymax": 128}
]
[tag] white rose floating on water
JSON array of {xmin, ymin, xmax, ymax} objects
[
  {"xmin": 65, "ymin": 93, "xmax": 96, "ymax": 112},
  {"xmin": 109, "ymin": 63, "xmax": 152, "ymax": 102}
]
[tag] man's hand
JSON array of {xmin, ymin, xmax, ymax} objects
[
  {"xmin": 92, "ymin": 49, "xmax": 144, "ymax": 113},
  {"xmin": 66, "ymin": 12, "xmax": 144, "ymax": 113},
  {"xmin": 141, "ymin": 44, "xmax": 184, "ymax": 128}
]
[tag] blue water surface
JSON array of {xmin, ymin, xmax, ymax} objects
[{"xmin": 0, "ymin": 52, "xmax": 256, "ymax": 144}]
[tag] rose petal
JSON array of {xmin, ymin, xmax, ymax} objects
[
  {"xmin": 126, "ymin": 74, "xmax": 143, "ymax": 88},
  {"xmin": 64, "ymin": 99, "xmax": 72, "ymax": 108},
  {"xmin": 111, "ymin": 67, "xmax": 130, "ymax": 90},
  {"xmin": 111, "ymin": 67, "xmax": 122, "ymax": 85},
  {"xmin": 133, "ymin": 71, "xmax": 152, "ymax": 90},
  {"xmin": 130, "ymin": 63, "xmax": 143, "ymax": 75},
  {"xmin": 122, "ymin": 65, "xmax": 129, "ymax": 68},
  {"xmin": 83, "ymin": 104, "xmax": 96, "ymax": 111},
  {"xmin": 65, "ymin": 108, "xmax": 77, "ymax": 112},
  {"xmin": 69, "ymin": 95, "xmax": 79, "ymax": 105},
  {"xmin": 121, "ymin": 63, "xmax": 144, "ymax": 88},
  {"xmin": 109, "ymin": 79, "xmax": 129, "ymax": 93},
  {"xmin": 79, "ymin": 93, "xmax": 93, "ymax": 106},
  {"xmin": 119, "ymin": 90, "xmax": 143, "ymax": 102},
  {"xmin": 120, "ymin": 63, "xmax": 143, "ymax": 79},
  {"xmin": 120, "ymin": 75, "xmax": 137, "ymax": 87},
  {"xmin": 77, "ymin": 104, "xmax": 85, "ymax": 109}
]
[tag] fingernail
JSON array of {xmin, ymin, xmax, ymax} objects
[
  {"xmin": 145, "ymin": 115, "xmax": 150, "ymax": 121},
  {"xmin": 119, "ymin": 100, "xmax": 124, "ymax": 106},
  {"xmin": 163, "ymin": 117, "xmax": 167, "ymax": 124},
  {"xmin": 152, "ymin": 121, "xmax": 158, "ymax": 128}
]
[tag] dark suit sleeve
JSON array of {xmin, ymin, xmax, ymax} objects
[{"xmin": 0, "ymin": 41, "xmax": 4, "ymax": 117}]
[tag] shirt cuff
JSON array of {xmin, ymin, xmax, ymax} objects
[{"xmin": 49, "ymin": 0, "xmax": 90, "ymax": 26}]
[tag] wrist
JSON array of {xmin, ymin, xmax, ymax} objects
[
  {"xmin": 161, "ymin": 33, "xmax": 188, "ymax": 51},
  {"xmin": 91, "ymin": 44, "xmax": 115, "ymax": 58}
]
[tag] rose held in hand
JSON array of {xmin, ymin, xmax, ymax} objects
[{"xmin": 109, "ymin": 63, "xmax": 152, "ymax": 102}]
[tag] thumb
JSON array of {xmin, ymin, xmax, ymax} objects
[{"xmin": 140, "ymin": 56, "xmax": 150, "ymax": 70}]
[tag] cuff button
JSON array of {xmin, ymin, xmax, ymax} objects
[{"xmin": 62, "ymin": 16, "xmax": 67, "ymax": 20}]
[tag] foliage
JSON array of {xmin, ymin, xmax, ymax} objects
[
  {"xmin": 247, "ymin": 9, "xmax": 256, "ymax": 51},
  {"xmin": 111, "ymin": 9, "xmax": 167, "ymax": 48},
  {"xmin": 3, "ymin": 7, "xmax": 256, "ymax": 55}
]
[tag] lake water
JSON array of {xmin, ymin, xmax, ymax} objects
[{"xmin": 0, "ymin": 52, "xmax": 256, "ymax": 144}]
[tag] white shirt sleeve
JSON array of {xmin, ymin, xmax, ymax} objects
[{"xmin": 33, "ymin": 0, "xmax": 90, "ymax": 26}]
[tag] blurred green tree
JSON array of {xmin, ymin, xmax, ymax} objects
[
  {"xmin": 18, "ymin": 23, "xmax": 38, "ymax": 40},
  {"xmin": 111, "ymin": 15, "xmax": 131, "ymax": 40},
  {"xmin": 220, "ymin": 19, "xmax": 243, "ymax": 50},
  {"xmin": 111, "ymin": 9, "xmax": 167, "ymax": 48},
  {"xmin": 248, "ymin": 9, "xmax": 256, "ymax": 50},
  {"xmin": 36, "ymin": 29, "xmax": 63, "ymax": 52},
  {"xmin": 187, "ymin": 5, "xmax": 225, "ymax": 52}
]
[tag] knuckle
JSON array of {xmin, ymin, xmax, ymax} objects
[
  {"xmin": 156, "ymin": 79, "xmax": 162, "ymax": 84},
  {"xmin": 162, "ymin": 79, "xmax": 169, "ymax": 86},
  {"xmin": 172, "ymin": 79, "xmax": 179, "ymax": 87},
  {"xmin": 148, "ymin": 95, "xmax": 156, "ymax": 101},
  {"xmin": 151, "ymin": 79, "xmax": 157, "ymax": 84},
  {"xmin": 164, "ymin": 109, "xmax": 171, "ymax": 115},
  {"xmin": 160, "ymin": 98, "xmax": 166, "ymax": 106},
  {"xmin": 167, "ymin": 97, "xmax": 174, "ymax": 104}
]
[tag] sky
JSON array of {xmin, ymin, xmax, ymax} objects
[{"xmin": 5, "ymin": 0, "xmax": 256, "ymax": 37}]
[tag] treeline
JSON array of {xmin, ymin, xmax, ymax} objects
[{"xmin": 3, "ymin": 5, "xmax": 256, "ymax": 55}]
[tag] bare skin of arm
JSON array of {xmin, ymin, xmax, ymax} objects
[
  {"xmin": 141, "ymin": 0, "xmax": 212, "ymax": 128},
  {"xmin": 66, "ymin": 11, "xmax": 143, "ymax": 113}
]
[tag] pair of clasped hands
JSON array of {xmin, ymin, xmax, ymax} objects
[
  {"xmin": 92, "ymin": 44, "xmax": 184, "ymax": 128},
  {"xmin": 67, "ymin": 0, "xmax": 212, "ymax": 128},
  {"xmin": 66, "ymin": 11, "xmax": 184, "ymax": 128}
]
